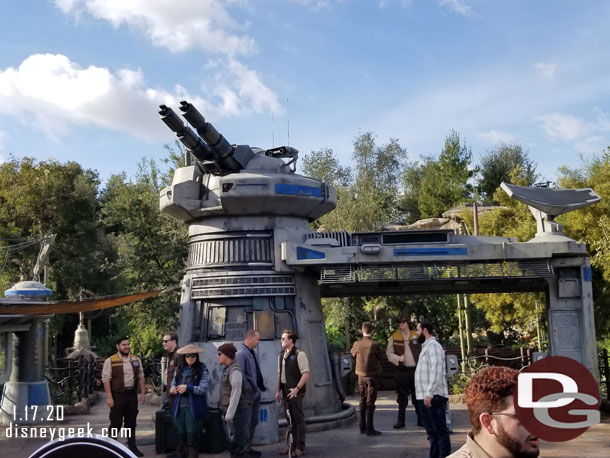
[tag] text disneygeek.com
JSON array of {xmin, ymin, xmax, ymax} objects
[{"xmin": 5, "ymin": 422, "xmax": 131, "ymax": 441}]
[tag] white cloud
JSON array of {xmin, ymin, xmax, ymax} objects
[
  {"xmin": 53, "ymin": 0, "xmax": 256, "ymax": 56},
  {"xmin": 439, "ymin": 0, "xmax": 472, "ymax": 16},
  {"xmin": 537, "ymin": 113, "xmax": 587, "ymax": 142},
  {"xmin": 0, "ymin": 53, "xmax": 280, "ymax": 141},
  {"xmin": 477, "ymin": 129, "xmax": 519, "ymax": 145},
  {"xmin": 537, "ymin": 111, "xmax": 610, "ymax": 154},
  {"xmin": 535, "ymin": 62, "xmax": 557, "ymax": 81}
]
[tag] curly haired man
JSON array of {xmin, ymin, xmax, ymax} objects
[{"xmin": 448, "ymin": 366, "xmax": 540, "ymax": 458}]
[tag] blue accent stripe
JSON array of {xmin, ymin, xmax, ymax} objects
[
  {"xmin": 275, "ymin": 184, "xmax": 322, "ymax": 197},
  {"xmin": 297, "ymin": 247, "xmax": 326, "ymax": 260},
  {"xmin": 583, "ymin": 266, "xmax": 592, "ymax": 282},
  {"xmin": 393, "ymin": 247, "xmax": 468, "ymax": 256}
]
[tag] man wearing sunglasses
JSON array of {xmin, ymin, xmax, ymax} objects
[
  {"xmin": 162, "ymin": 332, "xmax": 182, "ymax": 413},
  {"xmin": 448, "ymin": 366, "xmax": 540, "ymax": 458}
]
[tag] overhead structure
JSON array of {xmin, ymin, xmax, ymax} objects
[{"xmin": 158, "ymin": 102, "xmax": 602, "ymax": 446}]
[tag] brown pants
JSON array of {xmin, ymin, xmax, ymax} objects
[
  {"xmin": 358, "ymin": 375, "xmax": 379, "ymax": 409},
  {"xmin": 282, "ymin": 386, "xmax": 306, "ymax": 452}
]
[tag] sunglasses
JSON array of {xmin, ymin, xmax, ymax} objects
[
  {"xmin": 162, "ymin": 340, "xmax": 172, "ymax": 343},
  {"xmin": 184, "ymin": 353, "xmax": 197, "ymax": 358}
]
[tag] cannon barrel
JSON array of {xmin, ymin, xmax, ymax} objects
[
  {"xmin": 179, "ymin": 101, "xmax": 242, "ymax": 171},
  {"xmin": 159, "ymin": 105, "xmax": 215, "ymax": 163}
]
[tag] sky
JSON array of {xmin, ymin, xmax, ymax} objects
[{"xmin": 1, "ymin": 0, "xmax": 609, "ymax": 185}]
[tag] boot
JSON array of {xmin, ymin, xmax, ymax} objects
[
  {"xmin": 359, "ymin": 402, "xmax": 367, "ymax": 434},
  {"xmin": 167, "ymin": 436, "xmax": 187, "ymax": 458},
  {"xmin": 365, "ymin": 406, "xmax": 382, "ymax": 436},
  {"xmin": 127, "ymin": 436, "xmax": 144, "ymax": 457},
  {"xmin": 188, "ymin": 446, "xmax": 199, "ymax": 458},
  {"xmin": 393, "ymin": 405, "xmax": 406, "ymax": 429}
]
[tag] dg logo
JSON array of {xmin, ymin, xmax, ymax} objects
[{"xmin": 515, "ymin": 356, "xmax": 601, "ymax": 442}]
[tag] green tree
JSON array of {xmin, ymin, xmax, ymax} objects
[
  {"xmin": 477, "ymin": 143, "xmax": 537, "ymax": 204},
  {"xmin": 0, "ymin": 156, "xmax": 116, "ymax": 354},
  {"xmin": 99, "ymin": 154, "xmax": 188, "ymax": 357},
  {"xmin": 419, "ymin": 131, "xmax": 473, "ymax": 218}
]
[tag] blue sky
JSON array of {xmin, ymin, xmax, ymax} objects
[{"xmin": 1, "ymin": 0, "xmax": 609, "ymax": 184}]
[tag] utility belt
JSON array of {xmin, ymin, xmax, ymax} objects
[
  {"xmin": 396, "ymin": 365, "xmax": 416, "ymax": 372},
  {"xmin": 113, "ymin": 387, "xmax": 137, "ymax": 394}
]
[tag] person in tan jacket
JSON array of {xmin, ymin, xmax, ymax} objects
[
  {"xmin": 351, "ymin": 322, "xmax": 384, "ymax": 436},
  {"xmin": 386, "ymin": 316, "xmax": 423, "ymax": 428}
]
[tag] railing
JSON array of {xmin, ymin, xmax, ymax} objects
[
  {"xmin": 456, "ymin": 347, "xmax": 537, "ymax": 375},
  {"xmin": 599, "ymin": 349, "xmax": 609, "ymax": 400},
  {"xmin": 143, "ymin": 356, "xmax": 162, "ymax": 395},
  {"xmin": 46, "ymin": 355, "xmax": 98, "ymax": 405}
]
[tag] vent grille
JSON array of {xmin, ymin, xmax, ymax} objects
[
  {"xmin": 306, "ymin": 231, "xmax": 352, "ymax": 247},
  {"xmin": 188, "ymin": 234, "xmax": 273, "ymax": 268},
  {"xmin": 192, "ymin": 286, "xmax": 295, "ymax": 298},
  {"xmin": 191, "ymin": 274, "xmax": 295, "ymax": 299}
]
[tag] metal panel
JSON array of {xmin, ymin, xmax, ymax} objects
[{"xmin": 307, "ymin": 319, "xmax": 333, "ymax": 386}]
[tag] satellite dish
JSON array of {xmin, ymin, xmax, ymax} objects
[
  {"xmin": 500, "ymin": 182, "xmax": 601, "ymax": 237},
  {"xmin": 500, "ymin": 182, "xmax": 600, "ymax": 217}
]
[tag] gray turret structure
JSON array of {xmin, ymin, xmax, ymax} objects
[{"xmin": 159, "ymin": 102, "xmax": 341, "ymax": 420}]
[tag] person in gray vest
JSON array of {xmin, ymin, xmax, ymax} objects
[
  {"xmin": 236, "ymin": 330, "xmax": 266, "ymax": 458},
  {"xmin": 275, "ymin": 330, "xmax": 310, "ymax": 457},
  {"xmin": 162, "ymin": 331, "xmax": 182, "ymax": 414},
  {"xmin": 218, "ymin": 343, "xmax": 250, "ymax": 458}
]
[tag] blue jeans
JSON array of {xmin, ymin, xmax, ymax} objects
[
  {"xmin": 418, "ymin": 396, "xmax": 451, "ymax": 458},
  {"xmin": 224, "ymin": 406, "xmax": 249, "ymax": 456}
]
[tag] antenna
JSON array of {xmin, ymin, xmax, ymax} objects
[
  {"xmin": 271, "ymin": 111, "xmax": 275, "ymax": 148},
  {"xmin": 287, "ymin": 98, "xmax": 290, "ymax": 147},
  {"xmin": 500, "ymin": 182, "xmax": 601, "ymax": 236}
]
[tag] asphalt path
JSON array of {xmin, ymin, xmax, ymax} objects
[{"xmin": 2, "ymin": 392, "xmax": 609, "ymax": 457}]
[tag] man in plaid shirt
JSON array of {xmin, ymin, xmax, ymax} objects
[{"xmin": 415, "ymin": 319, "xmax": 451, "ymax": 458}]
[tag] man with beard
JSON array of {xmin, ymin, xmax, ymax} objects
[
  {"xmin": 447, "ymin": 366, "xmax": 540, "ymax": 458},
  {"xmin": 386, "ymin": 315, "xmax": 423, "ymax": 429},
  {"xmin": 414, "ymin": 320, "xmax": 450, "ymax": 458},
  {"xmin": 102, "ymin": 336, "xmax": 146, "ymax": 457}
]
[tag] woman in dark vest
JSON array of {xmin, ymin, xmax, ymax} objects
[{"xmin": 170, "ymin": 344, "xmax": 209, "ymax": 458}]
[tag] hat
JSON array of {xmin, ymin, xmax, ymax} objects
[
  {"xmin": 218, "ymin": 343, "xmax": 237, "ymax": 359},
  {"xmin": 177, "ymin": 344, "xmax": 204, "ymax": 355}
]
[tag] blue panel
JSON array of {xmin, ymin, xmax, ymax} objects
[
  {"xmin": 28, "ymin": 383, "xmax": 50, "ymax": 405},
  {"xmin": 583, "ymin": 266, "xmax": 592, "ymax": 282},
  {"xmin": 393, "ymin": 247, "xmax": 468, "ymax": 256},
  {"xmin": 296, "ymin": 247, "xmax": 325, "ymax": 260},
  {"xmin": 275, "ymin": 184, "xmax": 322, "ymax": 197},
  {"xmin": 260, "ymin": 407, "xmax": 268, "ymax": 422}
]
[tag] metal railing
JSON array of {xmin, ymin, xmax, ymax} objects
[{"xmin": 46, "ymin": 355, "xmax": 98, "ymax": 405}]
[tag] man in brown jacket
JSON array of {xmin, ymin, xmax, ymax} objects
[
  {"xmin": 386, "ymin": 315, "xmax": 423, "ymax": 428},
  {"xmin": 351, "ymin": 322, "xmax": 384, "ymax": 436}
]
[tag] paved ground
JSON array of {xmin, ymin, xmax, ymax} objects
[{"xmin": 2, "ymin": 392, "xmax": 610, "ymax": 457}]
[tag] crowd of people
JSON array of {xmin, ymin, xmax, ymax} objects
[{"xmin": 102, "ymin": 320, "xmax": 539, "ymax": 458}]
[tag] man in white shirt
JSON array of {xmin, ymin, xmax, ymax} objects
[{"xmin": 414, "ymin": 320, "xmax": 450, "ymax": 458}]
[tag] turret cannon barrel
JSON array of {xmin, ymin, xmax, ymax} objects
[
  {"xmin": 159, "ymin": 101, "xmax": 254, "ymax": 174},
  {"xmin": 158, "ymin": 104, "xmax": 215, "ymax": 163}
]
